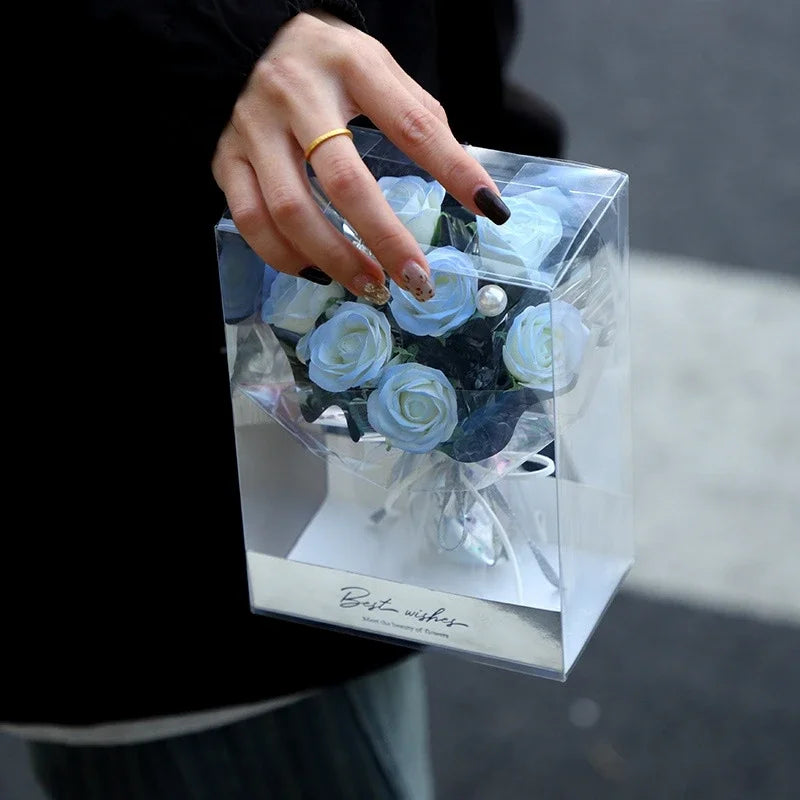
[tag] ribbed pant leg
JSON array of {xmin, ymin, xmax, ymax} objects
[{"xmin": 27, "ymin": 655, "xmax": 433, "ymax": 800}]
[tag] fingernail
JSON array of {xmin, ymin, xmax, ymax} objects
[
  {"xmin": 298, "ymin": 267, "xmax": 332, "ymax": 285},
  {"xmin": 401, "ymin": 261, "xmax": 435, "ymax": 301},
  {"xmin": 352, "ymin": 274, "xmax": 390, "ymax": 305},
  {"xmin": 474, "ymin": 187, "xmax": 510, "ymax": 225}
]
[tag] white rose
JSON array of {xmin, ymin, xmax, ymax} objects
[
  {"xmin": 261, "ymin": 273, "xmax": 344, "ymax": 335},
  {"xmin": 308, "ymin": 302, "xmax": 393, "ymax": 391},
  {"xmin": 389, "ymin": 247, "xmax": 477, "ymax": 337},
  {"xmin": 476, "ymin": 189, "xmax": 563, "ymax": 279},
  {"xmin": 503, "ymin": 300, "xmax": 589, "ymax": 392},
  {"xmin": 378, "ymin": 175, "xmax": 446, "ymax": 248},
  {"xmin": 367, "ymin": 363, "xmax": 458, "ymax": 453}
]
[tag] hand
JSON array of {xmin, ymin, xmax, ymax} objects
[{"xmin": 211, "ymin": 11, "xmax": 510, "ymax": 303}]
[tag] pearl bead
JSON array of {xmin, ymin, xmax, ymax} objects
[{"xmin": 476, "ymin": 284, "xmax": 508, "ymax": 317}]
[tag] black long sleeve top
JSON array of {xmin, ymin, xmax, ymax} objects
[{"xmin": 3, "ymin": 0, "xmax": 551, "ymax": 725}]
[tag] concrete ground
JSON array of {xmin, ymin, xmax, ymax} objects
[
  {"xmin": 422, "ymin": 1, "xmax": 800, "ymax": 792},
  {"xmin": 425, "ymin": 252, "xmax": 800, "ymax": 799},
  {"xmin": 625, "ymin": 253, "xmax": 799, "ymax": 624},
  {"xmin": 507, "ymin": 0, "xmax": 800, "ymax": 277}
]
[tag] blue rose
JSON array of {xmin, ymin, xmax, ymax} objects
[
  {"xmin": 476, "ymin": 189, "xmax": 563, "ymax": 280},
  {"xmin": 262, "ymin": 272, "xmax": 344, "ymax": 334},
  {"xmin": 308, "ymin": 302, "xmax": 393, "ymax": 391},
  {"xmin": 389, "ymin": 247, "xmax": 477, "ymax": 337},
  {"xmin": 367, "ymin": 363, "xmax": 458, "ymax": 453},
  {"xmin": 378, "ymin": 175, "xmax": 445, "ymax": 248},
  {"xmin": 503, "ymin": 300, "xmax": 589, "ymax": 391}
]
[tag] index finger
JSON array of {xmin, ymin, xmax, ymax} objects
[{"xmin": 348, "ymin": 69, "xmax": 511, "ymax": 226}]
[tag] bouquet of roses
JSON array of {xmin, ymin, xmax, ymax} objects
[
  {"xmin": 220, "ymin": 147, "xmax": 623, "ymax": 595},
  {"xmin": 260, "ymin": 173, "xmax": 592, "ymax": 466}
]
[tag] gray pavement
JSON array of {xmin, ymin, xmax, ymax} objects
[
  {"xmin": 424, "ymin": 252, "xmax": 800, "ymax": 798},
  {"xmin": 626, "ymin": 252, "xmax": 800, "ymax": 623},
  {"xmin": 427, "ymin": 594, "xmax": 800, "ymax": 800},
  {"xmin": 424, "ymin": 250, "xmax": 800, "ymax": 799},
  {"xmin": 509, "ymin": 0, "xmax": 800, "ymax": 276}
]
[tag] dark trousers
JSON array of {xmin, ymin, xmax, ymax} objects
[{"xmin": 27, "ymin": 658, "xmax": 433, "ymax": 800}]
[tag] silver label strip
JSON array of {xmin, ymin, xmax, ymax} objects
[{"xmin": 247, "ymin": 552, "xmax": 564, "ymax": 671}]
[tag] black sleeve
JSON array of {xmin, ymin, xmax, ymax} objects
[
  {"xmin": 89, "ymin": 1, "xmax": 366, "ymax": 162},
  {"xmin": 92, "ymin": 1, "xmax": 365, "ymax": 76}
]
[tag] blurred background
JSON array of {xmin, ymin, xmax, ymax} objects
[
  {"xmin": 3, "ymin": 1, "xmax": 798, "ymax": 798},
  {"xmin": 424, "ymin": 1, "xmax": 800, "ymax": 798}
]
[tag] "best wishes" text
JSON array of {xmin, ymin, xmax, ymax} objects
[{"xmin": 339, "ymin": 586, "xmax": 469, "ymax": 629}]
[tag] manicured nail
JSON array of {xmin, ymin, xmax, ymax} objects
[
  {"xmin": 298, "ymin": 267, "xmax": 332, "ymax": 285},
  {"xmin": 401, "ymin": 261, "xmax": 435, "ymax": 301},
  {"xmin": 352, "ymin": 274, "xmax": 390, "ymax": 305},
  {"xmin": 474, "ymin": 187, "xmax": 510, "ymax": 225}
]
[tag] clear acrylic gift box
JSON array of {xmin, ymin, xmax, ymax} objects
[{"xmin": 215, "ymin": 126, "xmax": 632, "ymax": 679}]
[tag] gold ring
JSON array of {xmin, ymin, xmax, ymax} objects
[{"xmin": 304, "ymin": 128, "xmax": 353, "ymax": 160}]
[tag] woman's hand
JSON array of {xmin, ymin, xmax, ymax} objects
[{"xmin": 212, "ymin": 11, "xmax": 509, "ymax": 303}]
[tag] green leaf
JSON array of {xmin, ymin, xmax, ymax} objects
[
  {"xmin": 347, "ymin": 397, "xmax": 371, "ymax": 436},
  {"xmin": 391, "ymin": 345, "xmax": 420, "ymax": 363},
  {"xmin": 431, "ymin": 213, "xmax": 444, "ymax": 247}
]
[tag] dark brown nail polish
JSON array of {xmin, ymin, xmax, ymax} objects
[
  {"xmin": 299, "ymin": 267, "xmax": 332, "ymax": 285},
  {"xmin": 474, "ymin": 187, "xmax": 510, "ymax": 225}
]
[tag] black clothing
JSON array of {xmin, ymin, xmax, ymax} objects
[{"xmin": 3, "ymin": 0, "xmax": 562, "ymax": 726}]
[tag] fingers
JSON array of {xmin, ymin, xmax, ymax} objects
[
  {"xmin": 301, "ymin": 132, "xmax": 435, "ymax": 299},
  {"xmin": 212, "ymin": 10, "xmax": 511, "ymax": 311},
  {"xmin": 381, "ymin": 54, "xmax": 449, "ymax": 127},
  {"xmin": 244, "ymin": 130, "xmax": 392, "ymax": 303},
  {"xmin": 347, "ymin": 68, "xmax": 510, "ymax": 225},
  {"xmin": 214, "ymin": 152, "xmax": 309, "ymax": 276},
  {"xmin": 214, "ymin": 134, "xmax": 386, "ymax": 299}
]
